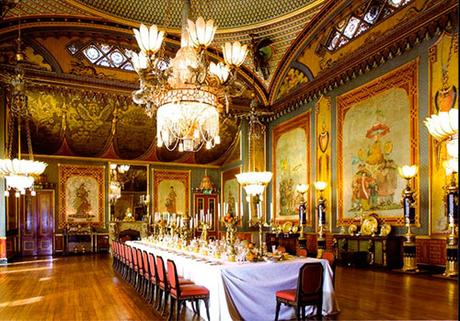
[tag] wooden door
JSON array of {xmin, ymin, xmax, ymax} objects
[
  {"xmin": 20, "ymin": 190, "xmax": 54, "ymax": 256},
  {"xmin": 193, "ymin": 193, "xmax": 219, "ymax": 239}
]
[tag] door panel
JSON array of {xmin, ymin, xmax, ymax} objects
[
  {"xmin": 21, "ymin": 197, "xmax": 37, "ymax": 256},
  {"xmin": 37, "ymin": 191, "xmax": 53, "ymax": 255}
]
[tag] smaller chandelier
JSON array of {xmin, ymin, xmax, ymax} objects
[
  {"xmin": 0, "ymin": 49, "xmax": 47, "ymax": 197},
  {"xmin": 108, "ymin": 164, "xmax": 130, "ymax": 203},
  {"xmin": 236, "ymin": 171, "xmax": 273, "ymax": 198},
  {"xmin": 131, "ymin": 1, "xmax": 249, "ymax": 152}
]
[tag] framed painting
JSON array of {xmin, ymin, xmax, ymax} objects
[
  {"xmin": 221, "ymin": 166, "xmax": 242, "ymax": 223},
  {"xmin": 272, "ymin": 112, "xmax": 311, "ymax": 223},
  {"xmin": 58, "ymin": 164, "xmax": 105, "ymax": 228},
  {"xmin": 428, "ymin": 32, "xmax": 458, "ymax": 236},
  {"xmin": 336, "ymin": 60, "xmax": 419, "ymax": 226},
  {"xmin": 153, "ymin": 169, "xmax": 190, "ymax": 215}
]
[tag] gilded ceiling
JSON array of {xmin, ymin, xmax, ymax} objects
[{"xmin": 71, "ymin": 0, "xmax": 321, "ymax": 29}]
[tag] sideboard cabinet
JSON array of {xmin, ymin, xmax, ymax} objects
[{"xmin": 333, "ymin": 234, "xmax": 403, "ymax": 268}]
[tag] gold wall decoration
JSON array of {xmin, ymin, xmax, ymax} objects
[
  {"xmin": 337, "ymin": 60, "xmax": 419, "ymax": 226},
  {"xmin": 272, "ymin": 112, "xmax": 311, "ymax": 223},
  {"xmin": 276, "ymin": 67, "xmax": 308, "ymax": 100},
  {"xmin": 58, "ymin": 164, "xmax": 105, "ymax": 228},
  {"xmin": 429, "ymin": 31, "xmax": 459, "ymax": 235},
  {"xmin": 315, "ymin": 95, "xmax": 332, "ymax": 230},
  {"xmin": 153, "ymin": 169, "xmax": 190, "ymax": 215}
]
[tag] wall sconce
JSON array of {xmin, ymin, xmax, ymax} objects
[
  {"xmin": 398, "ymin": 164, "xmax": 418, "ymax": 272},
  {"xmin": 314, "ymin": 181, "xmax": 327, "ymax": 257},
  {"xmin": 296, "ymin": 184, "xmax": 308, "ymax": 249}
]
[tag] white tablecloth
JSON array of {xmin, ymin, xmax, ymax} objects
[{"xmin": 127, "ymin": 241, "xmax": 339, "ymax": 321}]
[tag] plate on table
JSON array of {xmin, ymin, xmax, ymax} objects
[
  {"xmin": 348, "ymin": 224, "xmax": 357, "ymax": 236},
  {"xmin": 282, "ymin": 221, "xmax": 292, "ymax": 233},
  {"xmin": 380, "ymin": 223, "xmax": 392, "ymax": 236},
  {"xmin": 291, "ymin": 225, "xmax": 299, "ymax": 234},
  {"xmin": 361, "ymin": 216, "xmax": 378, "ymax": 235}
]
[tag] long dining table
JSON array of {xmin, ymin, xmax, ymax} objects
[{"xmin": 127, "ymin": 240, "xmax": 340, "ymax": 321}]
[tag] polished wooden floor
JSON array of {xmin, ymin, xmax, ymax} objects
[{"xmin": 0, "ymin": 254, "xmax": 457, "ymax": 321}]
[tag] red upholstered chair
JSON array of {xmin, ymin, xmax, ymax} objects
[
  {"xmin": 275, "ymin": 262, "xmax": 324, "ymax": 321},
  {"xmin": 321, "ymin": 251, "xmax": 336, "ymax": 286},
  {"xmin": 141, "ymin": 251, "xmax": 151, "ymax": 299},
  {"xmin": 136, "ymin": 248, "xmax": 144, "ymax": 292},
  {"xmin": 167, "ymin": 259, "xmax": 210, "ymax": 321},
  {"xmin": 147, "ymin": 252, "xmax": 158, "ymax": 304},
  {"xmin": 130, "ymin": 247, "xmax": 139, "ymax": 287},
  {"xmin": 155, "ymin": 255, "xmax": 193, "ymax": 315}
]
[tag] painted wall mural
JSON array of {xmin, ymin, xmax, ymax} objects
[
  {"xmin": 429, "ymin": 32, "xmax": 459, "ymax": 235},
  {"xmin": 276, "ymin": 67, "xmax": 308, "ymax": 100},
  {"xmin": 58, "ymin": 164, "xmax": 105, "ymax": 228},
  {"xmin": 23, "ymin": 86, "xmax": 239, "ymax": 164},
  {"xmin": 221, "ymin": 167, "xmax": 241, "ymax": 219},
  {"xmin": 272, "ymin": 112, "xmax": 311, "ymax": 223},
  {"xmin": 153, "ymin": 169, "xmax": 190, "ymax": 216},
  {"xmin": 337, "ymin": 60, "xmax": 419, "ymax": 226},
  {"xmin": 315, "ymin": 96, "xmax": 332, "ymax": 229}
]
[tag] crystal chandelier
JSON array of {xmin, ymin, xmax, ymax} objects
[
  {"xmin": 0, "ymin": 24, "xmax": 47, "ymax": 197},
  {"xmin": 131, "ymin": 0, "xmax": 248, "ymax": 152}
]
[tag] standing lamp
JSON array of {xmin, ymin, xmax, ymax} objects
[
  {"xmin": 314, "ymin": 181, "xmax": 327, "ymax": 258},
  {"xmin": 236, "ymin": 171, "xmax": 273, "ymax": 258},
  {"xmin": 296, "ymin": 184, "xmax": 309, "ymax": 249},
  {"xmin": 443, "ymin": 159, "xmax": 458, "ymax": 277},
  {"xmin": 398, "ymin": 165, "xmax": 418, "ymax": 272}
]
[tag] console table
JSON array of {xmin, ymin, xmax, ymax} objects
[
  {"xmin": 265, "ymin": 232, "xmax": 300, "ymax": 255},
  {"xmin": 333, "ymin": 234, "xmax": 404, "ymax": 268}
]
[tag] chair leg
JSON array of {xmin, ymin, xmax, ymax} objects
[
  {"xmin": 196, "ymin": 298, "xmax": 200, "ymax": 317},
  {"xmin": 156, "ymin": 288, "xmax": 163, "ymax": 311},
  {"xmin": 204, "ymin": 298, "xmax": 210, "ymax": 321},
  {"xmin": 168, "ymin": 297, "xmax": 174, "ymax": 321},
  {"xmin": 162, "ymin": 291, "xmax": 169, "ymax": 316},
  {"xmin": 301, "ymin": 305, "xmax": 306, "ymax": 321},
  {"xmin": 295, "ymin": 305, "xmax": 301, "ymax": 321},
  {"xmin": 191, "ymin": 299, "xmax": 197, "ymax": 313},
  {"xmin": 176, "ymin": 299, "xmax": 181, "ymax": 321},
  {"xmin": 316, "ymin": 301, "xmax": 322, "ymax": 320},
  {"xmin": 275, "ymin": 300, "xmax": 281, "ymax": 321}
]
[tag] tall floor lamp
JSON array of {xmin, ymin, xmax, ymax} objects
[{"xmin": 314, "ymin": 181, "xmax": 327, "ymax": 258}]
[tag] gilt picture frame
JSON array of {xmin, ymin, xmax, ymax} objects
[
  {"xmin": 153, "ymin": 169, "xmax": 190, "ymax": 216},
  {"xmin": 58, "ymin": 164, "xmax": 105, "ymax": 228}
]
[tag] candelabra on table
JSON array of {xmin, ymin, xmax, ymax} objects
[
  {"xmin": 250, "ymin": 213, "xmax": 271, "ymax": 259},
  {"xmin": 222, "ymin": 213, "xmax": 240, "ymax": 262},
  {"xmin": 398, "ymin": 165, "xmax": 418, "ymax": 272}
]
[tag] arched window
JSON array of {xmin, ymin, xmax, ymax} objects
[
  {"xmin": 67, "ymin": 41, "xmax": 136, "ymax": 71},
  {"xmin": 326, "ymin": 0, "xmax": 413, "ymax": 52}
]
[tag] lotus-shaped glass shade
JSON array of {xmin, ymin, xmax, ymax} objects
[
  {"xmin": 222, "ymin": 41, "xmax": 248, "ymax": 67},
  {"xmin": 236, "ymin": 171, "xmax": 273, "ymax": 186},
  {"xmin": 209, "ymin": 62, "xmax": 230, "ymax": 84},
  {"xmin": 133, "ymin": 24, "xmax": 165, "ymax": 54},
  {"xmin": 0, "ymin": 158, "xmax": 47, "ymax": 176},
  {"xmin": 444, "ymin": 158, "xmax": 459, "ymax": 175},
  {"xmin": 424, "ymin": 108, "xmax": 458, "ymax": 141},
  {"xmin": 243, "ymin": 184, "xmax": 265, "ymax": 196},
  {"xmin": 398, "ymin": 165, "xmax": 418, "ymax": 179},
  {"xmin": 5, "ymin": 175, "xmax": 34, "ymax": 192},
  {"xmin": 314, "ymin": 181, "xmax": 327, "ymax": 191},
  {"xmin": 187, "ymin": 17, "xmax": 217, "ymax": 48},
  {"xmin": 296, "ymin": 184, "xmax": 309, "ymax": 194},
  {"xmin": 131, "ymin": 51, "xmax": 148, "ymax": 72}
]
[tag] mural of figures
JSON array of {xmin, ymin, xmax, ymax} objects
[
  {"xmin": 165, "ymin": 186, "xmax": 177, "ymax": 214},
  {"xmin": 337, "ymin": 61, "xmax": 419, "ymax": 226},
  {"xmin": 58, "ymin": 164, "xmax": 105, "ymax": 227},
  {"xmin": 221, "ymin": 167, "xmax": 241, "ymax": 220},
  {"xmin": 153, "ymin": 169, "xmax": 190, "ymax": 215},
  {"xmin": 273, "ymin": 112, "xmax": 310, "ymax": 222}
]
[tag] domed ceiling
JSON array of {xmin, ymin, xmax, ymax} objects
[{"xmin": 72, "ymin": 0, "xmax": 320, "ymax": 29}]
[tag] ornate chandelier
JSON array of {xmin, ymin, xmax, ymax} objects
[
  {"xmin": 0, "ymin": 51, "xmax": 47, "ymax": 197},
  {"xmin": 131, "ymin": 0, "xmax": 248, "ymax": 152},
  {"xmin": 108, "ymin": 164, "xmax": 130, "ymax": 203}
]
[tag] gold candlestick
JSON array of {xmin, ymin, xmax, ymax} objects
[
  {"xmin": 222, "ymin": 213, "xmax": 240, "ymax": 262},
  {"xmin": 315, "ymin": 181, "xmax": 327, "ymax": 258},
  {"xmin": 296, "ymin": 184, "xmax": 309, "ymax": 249}
]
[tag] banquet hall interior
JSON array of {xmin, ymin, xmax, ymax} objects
[{"xmin": 0, "ymin": 0, "xmax": 458, "ymax": 320}]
